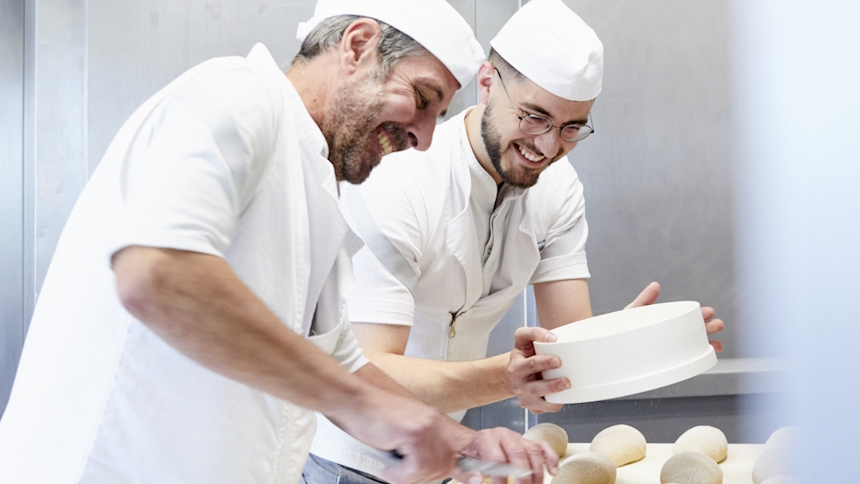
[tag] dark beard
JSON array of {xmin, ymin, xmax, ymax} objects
[{"xmin": 480, "ymin": 101, "xmax": 542, "ymax": 189}]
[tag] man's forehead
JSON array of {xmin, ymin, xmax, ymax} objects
[{"xmin": 510, "ymin": 74, "xmax": 593, "ymax": 124}]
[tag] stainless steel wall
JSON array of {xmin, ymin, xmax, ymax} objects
[
  {"xmin": 2, "ymin": 0, "xmax": 759, "ymax": 436},
  {"xmin": 1, "ymin": 0, "xmax": 25, "ymax": 414}
]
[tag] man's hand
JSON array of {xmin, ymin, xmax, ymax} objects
[
  {"xmin": 625, "ymin": 281, "xmax": 725, "ymax": 352},
  {"xmin": 454, "ymin": 427, "xmax": 559, "ymax": 484},
  {"xmin": 508, "ymin": 327, "xmax": 569, "ymax": 414}
]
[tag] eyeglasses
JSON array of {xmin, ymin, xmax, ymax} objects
[{"xmin": 494, "ymin": 68, "xmax": 594, "ymax": 143}]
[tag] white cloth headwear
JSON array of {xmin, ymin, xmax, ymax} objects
[
  {"xmin": 490, "ymin": 0, "xmax": 603, "ymax": 101},
  {"xmin": 296, "ymin": 0, "xmax": 484, "ymax": 90}
]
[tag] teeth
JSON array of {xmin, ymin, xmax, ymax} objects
[
  {"xmin": 518, "ymin": 144, "xmax": 545, "ymax": 162},
  {"xmin": 378, "ymin": 131, "xmax": 393, "ymax": 156}
]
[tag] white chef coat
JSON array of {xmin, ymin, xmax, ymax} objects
[
  {"xmin": 0, "ymin": 43, "xmax": 368, "ymax": 484},
  {"xmin": 310, "ymin": 108, "xmax": 590, "ymax": 476}
]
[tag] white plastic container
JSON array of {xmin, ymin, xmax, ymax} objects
[{"xmin": 534, "ymin": 301, "xmax": 717, "ymax": 404}]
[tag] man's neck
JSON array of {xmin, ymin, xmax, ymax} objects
[
  {"xmin": 286, "ymin": 54, "xmax": 339, "ymax": 134},
  {"xmin": 464, "ymin": 104, "xmax": 503, "ymax": 185}
]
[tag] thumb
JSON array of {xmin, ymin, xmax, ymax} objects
[{"xmin": 624, "ymin": 281, "xmax": 661, "ymax": 309}]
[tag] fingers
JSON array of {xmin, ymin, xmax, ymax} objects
[
  {"xmin": 623, "ymin": 281, "xmax": 661, "ymax": 310},
  {"xmin": 701, "ymin": 306, "xmax": 716, "ymax": 321},
  {"xmin": 518, "ymin": 395, "xmax": 564, "ymax": 414},
  {"xmin": 704, "ymin": 317, "xmax": 724, "ymax": 335},
  {"xmin": 497, "ymin": 432, "xmax": 534, "ymax": 484},
  {"xmin": 709, "ymin": 340, "xmax": 723, "ymax": 353},
  {"xmin": 513, "ymin": 327, "xmax": 557, "ymax": 353},
  {"xmin": 380, "ymin": 444, "xmax": 453, "ymax": 484},
  {"xmin": 509, "ymin": 354, "xmax": 561, "ymax": 380}
]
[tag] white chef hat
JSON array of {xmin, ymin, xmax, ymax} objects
[
  {"xmin": 296, "ymin": 0, "xmax": 484, "ymax": 89},
  {"xmin": 490, "ymin": 0, "xmax": 603, "ymax": 101}
]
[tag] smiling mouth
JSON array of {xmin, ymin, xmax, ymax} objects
[
  {"xmin": 377, "ymin": 130, "xmax": 394, "ymax": 156},
  {"xmin": 515, "ymin": 143, "xmax": 546, "ymax": 163}
]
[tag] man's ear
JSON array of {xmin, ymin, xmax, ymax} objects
[
  {"xmin": 338, "ymin": 18, "xmax": 382, "ymax": 75},
  {"xmin": 476, "ymin": 61, "xmax": 495, "ymax": 105}
]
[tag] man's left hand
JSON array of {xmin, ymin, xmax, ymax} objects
[
  {"xmin": 453, "ymin": 426, "xmax": 559, "ymax": 484},
  {"xmin": 508, "ymin": 327, "xmax": 568, "ymax": 414},
  {"xmin": 624, "ymin": 281, "xmax": 724, "ymax": 353}
]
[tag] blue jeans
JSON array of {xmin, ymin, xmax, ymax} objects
[{"xmin": 301, "ymin": 454, "xmax": 391, "ymax": 484}]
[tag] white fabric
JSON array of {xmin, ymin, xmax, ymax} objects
[
  {"xmin": 296, "ymin": 0, "xmax": 484, "ymax": 89},
  {"xmin": 490, "ymin": 0, "xmax": 603, "ymax": 101},
  {"xmin": 310, "ymin": 107, "xmax": 590, "ymax": 476},
  {"xmin": 0, "ymin": 43, "xmax": 368, "ymax": 484}
]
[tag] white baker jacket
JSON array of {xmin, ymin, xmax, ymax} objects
[
  {"xmin": 0, "ymin": 44, "xmax": 367, "ymax": 484},
  {"xmin": 311, "ymin": 108, "xmax": 591, "ymax": 475}
]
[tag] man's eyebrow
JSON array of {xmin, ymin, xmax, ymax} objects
[{"xmin": 521, "ymin": 101, "xmax": 588, "ymax": 125}]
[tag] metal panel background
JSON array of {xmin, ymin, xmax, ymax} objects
[
  {"xmin": 0, "ymin": 0, "xmax": 25, "ymax": 416},
  {"xmin": 87, "ymin": 0, "xmax": 314, "ymax": 175},
  {"xmin": 561, "ymin": 0, "xmax": 737, "ymax": 357},
  {"xmin": 28, "ymin": 0, "xmax": 89, "ymax": 329}
]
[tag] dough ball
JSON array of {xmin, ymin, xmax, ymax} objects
[
  {"xmin": 660, "ymin": 451, "xmax": 723, "ymax": 484},
  {"xmin": 551, "ymin": 452, "xmax": 616, "ymax": 484},
  {"xmin": 752, "ymin": 447, "xmax": 796, "ymax": 484},
  {"xmin": 760, "ymin": 477, "xmax": 800, "ymax": 484},
  {"xmin": 673, "ymin": 425, "xmax": 728, "ymax": 463},
  {"xmin": 589, "ymin": 424, "xmax": 646, "ymax": 467},
  {"xmin": 765, "ymin": 426, "xmax": 800, "ymax": 452},
  {"xmin": 524, "ymin": 423, "xmax": 569, "ymax": 458}
]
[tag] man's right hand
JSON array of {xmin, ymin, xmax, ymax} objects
[
  {"xmin": 333, "ymin": 390, "xmax": 462, "ymax": 484},
  {"xmin": 507, "ymin": 327, "xmax": 570, "ymax": 414}
]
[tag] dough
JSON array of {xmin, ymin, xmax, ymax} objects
[
  {"xmin": 524, "ymin": 423, "xmax": 569, "ymax": 458},
  {"xmin": 660, "ymin": 451, "xmax": 723, "ymax": 484},
  {"xmin": 752, "ymin": 447, "xmax": 796, "ymax": 484},
  {"xmin": 673, "ymin": 425, "xmax": 728, "ymax": 463},
  {"xmin": 551, "ymin": 452, "xmax": 616, "ymax": 484},
  {"xmin": 760, "ymin": 477, "xmax": 800, "ymax": 484},
  {"xmin": 589, "ymin": 424, "xmax": 646, "ymax": 467},
  {"xmin": 765, "ymin": 426, "xmax": 800, "ymax": 452}
]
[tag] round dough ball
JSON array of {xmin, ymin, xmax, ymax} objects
[
  {"xmin": 673, "ymin": 425, "xmax": 728, "ymax": 463},
  {"xmin": 760, "ymin": 477, "xmax": 800, "ymax": 484},
  {"xmin": 765, "ymin": 426, "xmax": 800, "ymax": 452},
  {"xmin": 752, "ymin": 447, "xmax": 796, "ymax": 484},
  {"xmin": 589, "ymin": 424, "xmax": 646, "ymax": 467},
  {"xmin": 524, "ymin": 423, "xmax": 569, "ymax": 458},
  {"xmin": 551, "ymin": 452, "xmax": 616, "ymax": 484},
  {"xmin": 660, "ymin": 451, "xmax": 723, "ymax": 484}
]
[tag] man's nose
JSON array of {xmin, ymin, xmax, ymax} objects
[
  {"xmin": 533, "ymin": 129, "xmax": 561, "ymax": 159},
  {"xmin": 406, "ymin": 112, "xmax": 439, "ymax": 151}
]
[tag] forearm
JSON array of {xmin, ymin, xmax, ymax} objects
[
  {"xmin": 112, "ymin": 246, "xmax": 372, "ymax": 422},
  {"xmin": 367, "ymin": 351, "xmax": 513, "ymax": 414}
]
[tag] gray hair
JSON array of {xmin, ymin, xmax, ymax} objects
[{"xmin": 294, "ymin": 15, "xmax": 430, "ymax": 77}]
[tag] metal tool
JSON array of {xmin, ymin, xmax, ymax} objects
[{"xmin": 385, "ymin": 450, "xmax": 534, "ymax": 478}]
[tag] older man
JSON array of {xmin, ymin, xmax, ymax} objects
[
  {"xmin": 0, "ymin": 1, "xmax": 558, "ymax": 483},
  {"xmin": 307, "ymin": 0, "xmax": 725, "ymax": 481}
]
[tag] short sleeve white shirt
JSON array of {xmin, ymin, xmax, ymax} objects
[
  {"xmin": 0, "ymin": 44, "xmax": 367, "ymax": 484},
  {"xmin": 311, "ymin": 107, "xmax": 589, "ymax": 475}
]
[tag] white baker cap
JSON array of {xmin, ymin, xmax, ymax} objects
[
  {"xmin": 296, "ymin": 0, "xmax": 484, "ymax": 89},
  {"xmin": 490, "ymin": 0, "xmax": 603, "ymax": 101}
]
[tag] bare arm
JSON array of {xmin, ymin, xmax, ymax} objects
[
  {"xmin": 351, "ymin": 323, "xmax": 511, "ymax": 414},
  {"xmin": 352, "ymin": 323, "xmax": 567, "ymax": 415},
  {"xmin": 112, "ymin": 246, "xmax": 463, "ymax": 483},
  {"xmin": 533, "ymin": 278, "xmax": 593, "ymax": 330}
]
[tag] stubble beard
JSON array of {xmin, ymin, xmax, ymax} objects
[
  {"xmin": 324, "ymin": 70, "xmax": 386, "ymax": 185},
  {"xmin": 480, "ymin": 101, "xmax": 543, "ymax": 189}
]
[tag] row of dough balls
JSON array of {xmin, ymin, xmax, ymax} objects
[{"xmin": 524, "ymin": 423, "xmax": 730, "ymax": 484}]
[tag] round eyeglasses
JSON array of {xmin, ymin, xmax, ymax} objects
[{"xmin": 495, "ymin": 68, "xmax": 594, "ymax": 143}]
